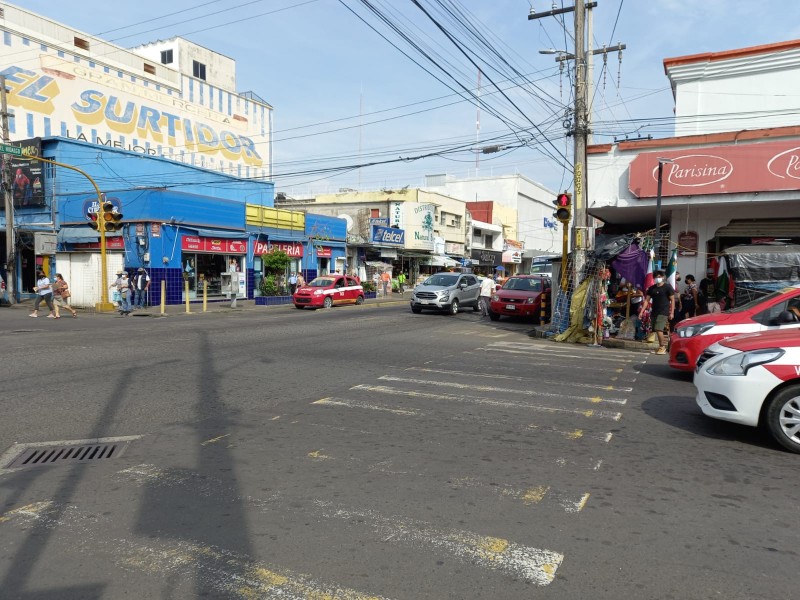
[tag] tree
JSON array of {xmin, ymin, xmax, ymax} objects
[{"xmin": 259, "ymin": 250, "xmax": 291, "ymax": 296}]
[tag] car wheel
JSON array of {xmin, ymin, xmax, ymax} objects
[
  {"xmin": 765, "ymin": 385, "xmax": 800, "ymax": 454},
  {"xmin": 489, "ymin": 312, "xmax": 500, "ymax": 321},
  {"xmin": 448, "ymin": 299, "xmax": 459, "ymax": 315},
  {"xmin": 295, "ymin": 305, "xmax": 304, "ymax": 310},
  {"xmin": 323, "ymin": 296, "xmax": 333, "ymax": 309},
  {"xmin": 411, "ymin": 307, "xmax": 422, "ymax": 314},
  {"xmin": 355, "ymin": 295, "xmax": 364, "ymax": 305},
  {"xmin": 472, "ymin": 304, "xmax": 480, "ymax": 312}
]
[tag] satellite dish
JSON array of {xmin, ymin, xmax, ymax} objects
[{"xmin": 338, "ymin": 214, "xmax": 354, "ymax": 232}]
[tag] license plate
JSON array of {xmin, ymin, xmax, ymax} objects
[
  {"xmin": 421, "ymin": 300, "xmax": 432, "ymax": 305},
  {"xmin": 505, "ymin": 304, "xmax": 515, "ymax": 310}
]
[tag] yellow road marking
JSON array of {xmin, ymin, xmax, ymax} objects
[{"xmin": 201, "ymin": 434, "xmax": 230, "ymax": 446}]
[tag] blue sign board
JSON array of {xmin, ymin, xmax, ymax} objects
[
  {"xmin": 369, "ymin": 217, "xmax": 389, "ymax": 227},
  {"xmin": 371, "ymin": 225, "xmax": 405, "ymax": 246},
  {"xmin": 82, "ymin": 195, "xmax": 121, "ymax": 216}
]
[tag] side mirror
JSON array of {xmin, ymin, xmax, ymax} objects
[{"xmin": 778, "ymin": 310, "xmax": 799, "ymax": 324}]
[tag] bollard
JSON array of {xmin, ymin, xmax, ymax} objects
[
  {"xmin": 185, "ymin": 279, "xmax": 191, "ymax": 313},
  {"xmin": 203, "ymin": 279, "xmax": 208, "ymax": 312},
  {"xmin": 160, "ymin": 279, "xmax": 166, "ymax": 315},
  {"xmin": 540, "ymin": 291, "xmax": 548, "ymax": 324}
]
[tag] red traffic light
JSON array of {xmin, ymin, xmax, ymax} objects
[
  {"xmin": 554, "ymin": 192, "xmax": 572, "ymax": 223},
  {"xmin": 555, "ymin": 193, "xmax": 571, "ymax": 207},
  {"xmin": 88, "ymin": 211, "xmax": 99, "ymax": 231}
]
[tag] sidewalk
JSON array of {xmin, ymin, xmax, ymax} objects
[
  {"xmin": 1, "ymin": 293, "xmax": 410, "ymax": 317},
  {"xmin": 529, "ymin": 323, "xmax": 659, "ymax": 353}
]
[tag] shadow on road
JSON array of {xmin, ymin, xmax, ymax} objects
[
  {"xmin": 640, "ymin": 394, "xmax": 780, "ymax": 452},
  {"xmin": 637, "ymin": 361, "xmax": 694, "ymax": 382}
]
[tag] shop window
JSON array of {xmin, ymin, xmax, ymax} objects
[
  {"xmin": 160, "ymin": 49, "xmax": 173, "ymax": 65},
  {"xmin": 193, "ymin": 60, "xmax": 206, "ymax": 81}
]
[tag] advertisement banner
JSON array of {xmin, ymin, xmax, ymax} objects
[
  {"xmin": 182, "ymin": 235, "xmax": 247, "ymax": 254},
  {"xmin": 629, "ymin": 139, "xmax": 800, "ymax": 198},
  {"xmin": 9, "ymin": 138, "xmax": 45, "ymax": 207},
  {"xmin": 73, "ymin": 236, "xmax": 125, "ymax": 250},
  {"xmin": 315, "ymin": 246, "xmax": 332, "ymax": 258},
  {"xmin": 253, "ymin": 240, "xmax": 303, "ymax": 257},
  {"xmin": 371, "ymin": 225, "xmax": 405, "ymax": 246}
]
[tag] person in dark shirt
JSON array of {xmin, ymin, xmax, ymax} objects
[{"xmin": 640, "ymin": 270, "xmax": 675, "ymax": 355}]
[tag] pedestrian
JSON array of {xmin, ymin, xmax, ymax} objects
[
  {"xmin": 133, "ymin": 267, "xmax": 150, "ymax": 309},
  {"xmin": 289, "ymin": 271, "xmax": 298, "ymax": 294},
  {"xmin": 640, "ymin": 269, "xmax": 675, "ymax": 355},
  {"xmin": 381, "ymin": 271, "xmax": 391, "ymax": 296},
  {"xmin": 397, "ymin": 272, "xmax": 407, "ymax": 295},
  {"xmin": 110, "ymin": 270, "xmax": 132, "ymax": 315},
  {"xmin": 29, "ymin": 269, "xmax": 56, "ymax": 318},
  {"xmin": 699, "ymin": 267, "xmax": 718, "ymax": 313},
  {"xmin": 296, "ymin": 273, "xmax": 306, "ymax": 288},
  {"xmin": 52, "ymin": 273, "xmax": 78, "ymax": 318},
  {"xmin": 678, "ymin": 274, "xmax": 699, "ymax": 321},
  {"xmin": 479, "ymin": 274, "xmax": 496, "ymax": 317}
]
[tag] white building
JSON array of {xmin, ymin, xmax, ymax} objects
[
  {"xmin": 0, "ymin": 2, "xmax": 272, "ymax": 180},
  {"xmin": 588, "ymin": 39, "xmax": 800, "ymax": 281}
]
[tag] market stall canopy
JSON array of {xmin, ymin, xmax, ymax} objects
[{"xmin": 428, "ymin": 255, "xmax": 460, "ymax": 267}]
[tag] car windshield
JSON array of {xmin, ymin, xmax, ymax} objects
[
  {"xmin": 726, "ymin": 290, "xmax": 787, "ymax": 313},
  {"xmin": 308, "ymin": 277, "xmax": 335, "ymax": 287},
  {"xmin": 503, "ymin": 277, "xmax": 541, "ymax": 292},
  {"xmin": 423, "ymin": 274, "xmax": 459, "ymax": 287}
]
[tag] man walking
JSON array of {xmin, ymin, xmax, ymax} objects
[
  {"xmin": 640, "ymin": 269, "xmax": 675, "ymax": 355},
  {"xmin": 397, "ymin": 272, "xmax": 407, "ymax": 295},
  {"xmin": 381, "ymin": 271, "xmax": 391, "ymax": 297},
  {"xmin": 133, "ymin": 267, "xmax": 150, "ymax": 309},
  {"xmin": 479, "ymin": 274, "xmax": 496, "ymax": 317},
  {"xmin": 289, "ymin": 272, "xmax": 298, "ymax": 295}
]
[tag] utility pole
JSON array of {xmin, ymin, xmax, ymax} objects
[
  {"xmin": 529, "ymin": 3, "xmax": 625, "ymax": 274},
  {"xmin": 1, "ymin": 75, "xmax": 15, "ymax": 305}
]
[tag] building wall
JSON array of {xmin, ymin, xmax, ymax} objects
[
  {"xmin": 0, "ymin": 3, "xmax": 271, "ymax": 180},
  {"xmin": 423, "ymin": 174, "xmax": 556, "ymax": 253}
]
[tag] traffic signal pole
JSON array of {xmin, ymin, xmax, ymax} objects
[{"xmin": 25, "ymin": 155, "xmax": 115, "ymax": 312}]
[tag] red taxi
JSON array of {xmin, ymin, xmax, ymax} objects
[
  {"xmin": 489, "ymin": 275, "xmax": 551, "ymax": 322},
  {"xmin": 670, "ymin": 286, "xmax": 800, "ymax": 371},
  {"xmin": 293, "ymin": 275, "xmax": 364, "ymax": 309}
]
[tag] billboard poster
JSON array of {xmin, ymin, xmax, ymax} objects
[{"xmin": 9, "ymin": 138, "xmax": 45, "ymax": 207}]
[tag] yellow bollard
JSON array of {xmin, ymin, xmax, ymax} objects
[
  {"xmin": 185, "ymin": 279, "xmax": 191, "ymax": 313},
  {"xmin": 203, "ymin": 279, "xmax": 208, "ymax": 312},
  {"xmin": 160, "ymin": 279, "xmax": 166, "ymax": 315},
  {"xmin": 540, "ymin": 291, "xmax": 547, "ymax": 324}
]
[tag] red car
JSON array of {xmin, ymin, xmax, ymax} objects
[
  {"xmin": 489, "ymin": 275, "xmax": 551, "ymax": 322},
  {"xmin": 293, "ymin": 275, "xmax": 364, "ymax": 309},
  {"xmin": 669, "ymin": 286, "xmax": 800, "ymax": 371}
]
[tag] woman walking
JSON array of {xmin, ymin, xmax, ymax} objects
[
  {"xmin": 52, "ymin": 273, "xmax": 78, "ymax": 318},
  {"xmin": 29, "ymin": 270, "xmax": 56, "ymax": 318}
]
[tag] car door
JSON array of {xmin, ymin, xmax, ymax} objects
[
  {"xmin": 333, "ymin": 276, "xmax": 347, "ymax": 304},
  {"xmin": 463, "ymin": 275, "xmax": 480, "ymax": 304},
  {"xmin": 753, "ymin": 296, "xmax": 800, "ymax": 331},
  {"xmin": 345, "ymin": 276, "xmax": 359, "ymax": 302}
]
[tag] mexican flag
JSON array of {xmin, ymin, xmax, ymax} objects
[
  {"xmin": 666, "ymin": 248, "xmax": 678, "ymax": 290},
  {"xmin": 643, "ymin": 249, "xmax": 655, "ymax": 291},
  {"xmin": 715, "ymin": 256, "xmax": 735, "ymax": 307}
]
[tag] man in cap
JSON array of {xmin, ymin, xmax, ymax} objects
[
  {"xmin": 110, "ymin": 270, "xmax": 132, "ymax": 315},
  {"xmin": 133, "ymin": 267, "xmax": 151, "ymax": 309}
]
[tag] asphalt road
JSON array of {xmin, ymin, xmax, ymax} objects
[{"xmin": 0, "ymin": 302, "xmax": 798, "ymax": 599}]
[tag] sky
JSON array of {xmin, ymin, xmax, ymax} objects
[{"xmin": 16, "ymin": 0, "xmax": 800, "ymax": 198}]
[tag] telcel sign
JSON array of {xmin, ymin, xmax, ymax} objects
[{"xmin": 371, "ymin": 225, "xmax": 405, "ymax": 246}]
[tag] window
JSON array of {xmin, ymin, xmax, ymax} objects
[
  {"xmin": 484, "ymin": 234, "xmax": 493, "ymax": 248},
  {"xmin": 452, "ymin": 215, "xmax": 462, "ymax": 228},
  {"xmin": 192, "ymin": 60, "xmax": 206, "ymax": 80},
  {"xmin": 160, "ymin": 49, "xmax": 173, "ymax": 65},
  {"xmin": 74, "ymin": 37, "xmax": 90, "ymax": 51},
  {"xmin": 143, "ymin": 63, "xmax": 156, "ymax": 75},
  {"xmin": 370, "ymin": 208, "xmax": 380, "ymax": 218}
]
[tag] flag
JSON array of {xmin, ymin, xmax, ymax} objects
[
  {"xmin": 666, "ymin": 248, "xmax": 678, "ymax": 290},
  {"xmin": 715, "ymin": 256, "xmax": 734, "ymax": 307},
  {"xmin": 643, "ymin": 249, "xmax": 655, "ymax": 291}
]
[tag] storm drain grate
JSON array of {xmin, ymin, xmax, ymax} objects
[{"xmin": 5, "ymin": 441, "xmax": 130, "ymax": 470}]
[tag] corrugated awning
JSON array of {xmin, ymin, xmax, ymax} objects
[
  {"xmin": 715, "ymin": 219, "xmax": 800, "ymax": 238},
  {"xmin": 57, "ymin": 227, "xmax": 121, "ymax": 243}
]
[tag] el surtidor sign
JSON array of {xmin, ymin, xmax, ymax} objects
[
  {"xmin": 0, "ymin": 54, "xmax": 265, "ymax": 172},
  {"xmin": 629, "ymin": 139, "xmax": 800, "ymax": 198}
]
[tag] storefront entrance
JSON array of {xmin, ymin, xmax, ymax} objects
[{"xmin": 181, "ymin": 234, "xmax": 246, "ymax": 300}]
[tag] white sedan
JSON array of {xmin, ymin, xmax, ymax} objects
[{"xmin": 694, "ymin": 327, "xmax": 800, "ymax": 454}]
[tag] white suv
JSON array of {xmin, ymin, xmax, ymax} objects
[{"xmin": 410, "ymin": 272, "xmax": 481, "ymax": 315}]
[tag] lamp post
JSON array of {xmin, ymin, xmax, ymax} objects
[{"xmin": 653, "ymin": 157, "xmax": 674, "ymax": 269}]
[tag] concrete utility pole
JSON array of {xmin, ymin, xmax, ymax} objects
[
  {"xmin": 1, "ymin": 75, "xmax": 15, "ymax": 304},
  {"xmin": 529, "ymin": 3, "xmax": 625, "ymax": 270}
]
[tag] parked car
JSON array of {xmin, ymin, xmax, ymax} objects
[
  {"xmin": 293, "ymin": 274, "xmax": 364, "ymax": 309},
  {"xmin": 694, "ymin": 328, "xmax": 800, "ymax": 454},
  {"xmin": 410, "ymin": 272, "xmax": 480, "ymax": 315},
  {"xmin": 669, "ymin": 286, "xmax": 800, "ymax": 371},
  {"xmin": 488, "ymin": 275, "xmax": 551, "ymax": 322}
]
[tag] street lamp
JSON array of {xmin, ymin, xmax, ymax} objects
[{"xmin": 653, "ymin": 157, "xmax": 674, "ymax": 268}]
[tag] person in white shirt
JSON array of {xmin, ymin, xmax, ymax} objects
[
  {"xmin": 479, "ymin": 274, "xmax": 497, "ymax": 317},
  {"xmin": 29, "ymin": 270, "xmax": 56, "ymax": 318}
]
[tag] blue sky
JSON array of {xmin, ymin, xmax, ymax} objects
[{"xmin": 17, "ymin": 0, "xmax": 800, "ymax": 196}]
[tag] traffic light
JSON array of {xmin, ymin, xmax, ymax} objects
[
  {"xmin": 88, "ymin": 210, "xmax": 99, "ymax": 231},
  {"xmin": 553, "ymin": 192, "xmax": 572, "ymax": 223},
  {"xmin": 100, "ymin": 200, "xmax": 123, "ymax": 232}
]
